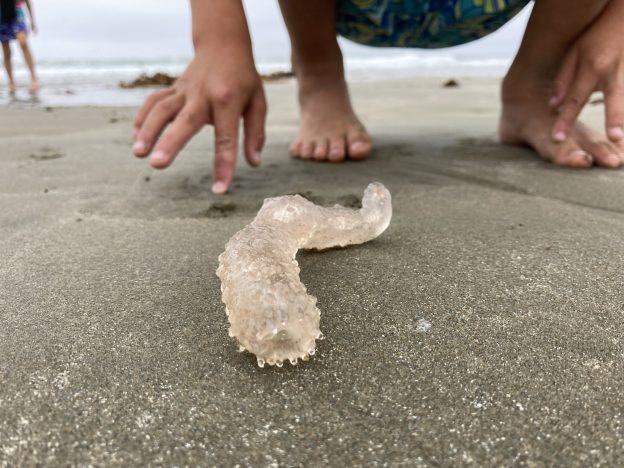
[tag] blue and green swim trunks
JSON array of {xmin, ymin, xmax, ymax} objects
[{"xmin": 336, "ymin": 0, "xmax": 532, "ymax": 48}]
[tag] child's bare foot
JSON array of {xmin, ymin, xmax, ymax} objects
[
  {"xmin": 278, "ymin": 1, "xmax": 372, "ymax": 162},
  {"xmin": 279, "ymin": 0, "xmax": 372, "ymax": 162},
  {"xmin": 500, "ymin": 75, "xmax": 624, "ymax": 168},
  {"xmin": 29, "ymin": 79, "xmax": 40, "ymax": 95},
  {"xmin": 290, "ymin": 76, "xmax": 371, "ymax": 162},
  {"xmin": 8, "ymin": 83, "xmax": 16, "ymax": 98}
]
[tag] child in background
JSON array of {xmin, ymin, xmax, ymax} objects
[
  {"xmin": 132, "ymin": 1, "xmax": 624, "ymax": 194},
  {"xmin": 0, "ymin": 0, "xmax": 39, "ymax": 97}
]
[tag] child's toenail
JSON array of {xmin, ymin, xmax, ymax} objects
[
  {"xmin": 553, "ymin": 131, "xmax": 566, "ymax": 142},
  {"xmin": 568, "ymin": 150, "xmax": 590, "ymax": 163},
  {"xmin": 608, "ymin": 126, "xmax": 624, "ymax": 140},
  {"xmin": 212, "ymin": 181, "xmax": 227, "ymax": 194},
  {"xmin": 133, "ymin": 141, "xmax": 146, "ymax": 153},
  {"xmin": 253, "ymin": 152, "xmax": 262, "ymax": 164},
  {"xmin": 606, "ymin": 154, "xmax": 620, "ymax": 166},
  {"xmin": 150, "ymin": 150, "xmax": 168, "ymax": 165},
  {"xmin": 350, "ymin": 141, "xmax": 365, "ymax": 152},
  {"xmin": 577, "ymin": 152, "xmax": 593, "ymax": 164}
]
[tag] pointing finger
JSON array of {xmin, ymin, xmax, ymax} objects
[{"xmin": 212, "ymin": 107, "xmax": 241, "ymax": 194}]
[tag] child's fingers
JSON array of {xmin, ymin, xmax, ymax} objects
[
  {"xmin": 605, "ymin": 79, "xmax": 624, "ymax": 141},
  {"xmin": 133, "ymin": 88, "xmax": 176, "ymax": 136},
  {"xmin": 552, "ymin": 72, "xmax": 597, "ymax": 142},
  {"xmin": 212, "ymin": 108, "xmax": 241, "ymax": 194},
  {"xmin": 242, "ymin": 88, "xmax": 267, "ymax": 167},
  {"xmin": 133, "ymin": 94, "xmax": 185, "ymax": 158},
  {"xmin": 550, "ymin": 49, "xmax": 578, "ymax": 107},
  {"xmin": 149, "ymin": 104, "xmax": 207, "ymax": 169}
]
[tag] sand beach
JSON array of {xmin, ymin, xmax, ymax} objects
[{"xmin": 1, "ymin": 77, "xmax": 624, "ymax": 465}]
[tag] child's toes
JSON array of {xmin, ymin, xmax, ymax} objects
[
  {"xmin": 313, "ymin": 139, "xmax": 329, "ymax": 161},
  {"xmin": 551, "ymin": 144, "xmax": 593, "ymax": 168},
  {"xmin": 615, "ymin": 142, "xmax": 624, "ymax": 164},
  {"xmin": 300, "ymin": 141, "xmax": 315, "ymax": 160},
  {"xmin": 581, "ymin": 141, "xmax": 622, "ymax": 168},
  {"xmin": 347, "ymin": 128, "xmax": 372, "ymax": 160},
  {"xmin": 289, "ymin": 141, "xmax": 302, "ymax": 158},
  {"xmin": 328, "ymin": 137, "xmax": 346, "ymax": 162}
]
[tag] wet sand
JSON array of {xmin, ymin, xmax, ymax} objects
[{"xmin": 1, "ymin": 78, "xmax": 624, "ymax": 465}]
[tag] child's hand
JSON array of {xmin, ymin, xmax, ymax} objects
[
  {"xmin": 132, "ymin": 53, "xmax": 266, "ymax": 194},
  {"xmin": 550, "ymin": 6, "xmax": 624, "ymax": 143},
  {"xmin": 132, "ymin": 50, "xmax": 267, "ymax": 194}
]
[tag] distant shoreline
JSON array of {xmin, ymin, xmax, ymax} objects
[{"xmin": 2, "ymin": 70, "xmax": 510, "ymax": 107}]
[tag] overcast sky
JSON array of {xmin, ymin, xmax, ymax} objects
[
  {"xmin": 27, "ymin": 1, "xmax": 531, "ymax": 64},
  {"xmin": 29, "ymin": 1, "xmax": 286, "ymax": 62}
]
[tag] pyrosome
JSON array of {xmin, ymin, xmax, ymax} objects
[{"xmin": 216, "ymin": 182, "xmax": 393, "ymax": 367}]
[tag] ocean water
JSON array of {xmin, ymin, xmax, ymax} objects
[{"xmin": 2, "ymin": 1, "xmax": 531, "ymax": 106}]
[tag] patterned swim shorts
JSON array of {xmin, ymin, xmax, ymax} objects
[{"xmin": 336, "ymin": 0, "xmax": 531, "ymax": 48}]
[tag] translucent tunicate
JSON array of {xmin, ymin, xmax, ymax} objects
[{"xmin": 217, "ymin": 183, "xmax": 393, "ymax": 366}]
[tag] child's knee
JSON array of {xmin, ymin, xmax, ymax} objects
[{"xmin": 16, "ymin": 33, "xmax": 27, "ymax": 49}]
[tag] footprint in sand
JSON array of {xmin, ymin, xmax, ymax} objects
[
  {"xmin": 30, "ymin": 146, "xmax": 64, "ymax": 162},
  {"xmin": 201, "ymin": 202, "xmax": 237, "ymax": 219}
]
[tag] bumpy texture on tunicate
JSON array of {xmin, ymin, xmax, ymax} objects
[{"xmin": 216, "ymin": 182, "xmax": 392, "ymax": 367}]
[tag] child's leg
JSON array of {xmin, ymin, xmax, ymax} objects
[
  {"xmin": 277, "ymin": 0, "xmax": 371, "ymax": 162},
  {"xmin": 500, "ymin": 0, "xmax": 623, "ymax": 168},
  {"xmin": 15, "ymin": 32, "xmax": 38, "ymax": 93},
  {"xmin": 1, "ymin": 41, "xmax": 15, "ymax": 96}
]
